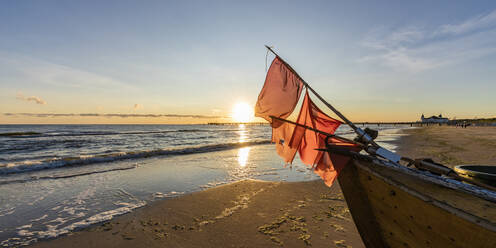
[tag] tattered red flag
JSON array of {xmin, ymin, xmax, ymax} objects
[
  {"xmin": 271, "ymin": 118, "xmax": 298, "ymax": 163},
  {"xmin": 289, "ymin": 91, "xmax": 359, "ymax": 186},
  {"xmin": 255, "ymin": 55, "xmax": 359, "ymax": 186},
  {"xmin": 255, "ymin": 57, "xmax": 304, "ymax": 124},
  {"xmin": 314, "ymin": 140, "xmax": 360, "ymax": 186},
  {"xmin": 290, "ymin": 91, "xmax": 342, "ymax": 165}
]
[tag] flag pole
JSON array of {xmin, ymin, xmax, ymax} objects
[{"xmin": 265, "ymin": 45, "xmax": 401, "ymax": 163}]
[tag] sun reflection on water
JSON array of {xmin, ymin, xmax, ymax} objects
[
  {"xmin": 238, "ymin": 124, "xmax": 248, "ymax": 143},
  {"xmin": 237, "ymin": 147, "xmax": 251, "ymax": 167}
]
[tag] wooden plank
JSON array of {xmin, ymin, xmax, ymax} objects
[
  {"xmin": 351, "ymin": 160, "xmax": 496, "ymax": 248},
  {"xmin": 338, "ymin": 161, "xmax": 387, "ymax": 247},
  {"xmin": 368, "ymin": 163, "xmax": 496, "ymax": 222}
]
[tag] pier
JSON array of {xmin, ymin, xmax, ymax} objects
[
  {"xmin": 356, "ymin": 122, "xmax": 426, "ymax": 127},
  {"xmin": 207, "ymin": 122, "xmax": 426, "ymax": 126},
  {"xmin": 207, "ymin": 122, "xmax": 268, "ymax": 126},
  {"xmin": 207, "ymin": 121, "xmax": 496, "ymax": 127}
]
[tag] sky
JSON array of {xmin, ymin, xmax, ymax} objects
[{"xmin": 1, "ymin": 0, "xmax": 496, "ymax": 124}]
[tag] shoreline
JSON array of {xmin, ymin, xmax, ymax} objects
[{"xmin": 26, "ymin": 125, "xmax": 496, "ymax": 247}]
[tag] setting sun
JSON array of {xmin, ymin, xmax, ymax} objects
[{"xmin": 231, "ymin": 102, "xmax": 253, "ymax": 122}]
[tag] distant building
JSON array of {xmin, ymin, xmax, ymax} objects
[{"xmin": 421, "ymin": 114, "xmax": 449, "ymax": 123}]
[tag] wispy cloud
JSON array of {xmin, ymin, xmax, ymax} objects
[
  {"xmin": 439, "ymin": 10, "xmax": 496, "ymax": 35},
  {"xmin": 133, "ymin": 104, "xmax": 142, "ymax": 110},
  {"xmin": 0, "ymin": 52, "xmax": 132, "ymax": 90},
  {"xmin": 16, "ymin": 92, "xmax": 46, "ymax": 105},
  {"xmin": 360, "ymin": 10, "xmax": 496, "ymax": 72},
  {"xmin": 3, "ymin": 113, "xmax": 227, "ymax": 119}
]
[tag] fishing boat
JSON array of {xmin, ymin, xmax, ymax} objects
[
  {"xmin": 257, "ymin": 46, "xmax": 496, "ymax": 247},
  {"xmin": 335, "ymin": 149, "xmax": 496, "ymax": 248}
]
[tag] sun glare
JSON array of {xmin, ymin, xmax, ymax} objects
[
  {"xmin": 237, "ymin": 147, "xmax": 251, "ymax": 167},
  {"xmin": 232, "ymin": 102, "xmax": 253, "ymax": 123}
]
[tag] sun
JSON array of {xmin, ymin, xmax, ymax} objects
[{"xmin": 231, "ymin": 102, "xmax": 253, "ymax": 123}]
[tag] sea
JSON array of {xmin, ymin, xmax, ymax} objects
[{"xmin": 0, "ymin": 124, "xmax": 411, "ymax": 247}]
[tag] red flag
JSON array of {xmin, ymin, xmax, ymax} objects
[
  {"xmin": 314, "ymin": 140, "xmax": 360, "ymax": 186},
  {"xmin": 255, "ymin": 57, "xmax": 304, "ymax": 123},
  {"xmin": 271, "ymin": 118, "xmax": 298, "ymax": 163},
  {"xmin": 290, "ymin": 91, "xmax": 342, "ymax": 166},
  {"xmin": 289, "ymin": 91, "xmax": 360, "ymax": 186},
  {"xmin": 255, "ymin": 56, "xmax": 359, "ymax": 186}
]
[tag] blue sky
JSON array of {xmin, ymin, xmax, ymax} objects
[{"xmin": 1, "ymin": 0, "xmax": 496, "ymax": 123}]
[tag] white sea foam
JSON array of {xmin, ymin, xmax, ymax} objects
[
  {"xmin": 30, "ymin": 214, "xmax": 48, "ymax": 222},
  {"xmin": 0, "ymin": 207, "xmax": 15, "ymax": 217},
  {"xmin": 3, "ymin": 201, "xmax": 146, "ymax": 247},
  {"xmin": 15, "ymin": 224, "xmax": 32, "ymax": 230},
  {"xmin": 152, "ymin": 191, "xmax": 185, "ymax": 199},
  {"xmin": 74, "ymin": 188, "xmax": 96, "ymax": 204}
]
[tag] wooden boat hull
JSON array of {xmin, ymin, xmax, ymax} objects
[{"xmin": 338, "ymin": 157, "xmax": 496, "ymax": 248}]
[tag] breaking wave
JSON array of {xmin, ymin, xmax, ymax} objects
[
  {"xmin": 0, "ymin": 129, "xmax": 210, "ymax": 138},
  {"xmin": 0, "ymin": 140, "xmax": 271, "ymax": 175},
  {"xmin": 0, "ymin": 165, "xmax": 139, "ymax": 185},
  {"xmin": 0, "ymin": 132, "xmax": 41, "ymax": 137}
]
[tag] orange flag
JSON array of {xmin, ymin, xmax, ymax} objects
[
  {"xmin": 255, "ymin": 57, "xmax": 304, "ymax": 123},
  {"xmin": 314, "ymin": 140, "xmax": 360, "ymax": 186},
  {"xmin": 255, "ymin": 56, "xmax": 359, "ymax": 186},
  {"xmin": 290, "ymin": 91, "xmax": 342, "ymax": 166},
  {"xmin": 289, "ymin": 91, "xmax": 360, "ymax": 186},
  {"xmin": 271, "ymin": 118, "xmax": 298, "ymax": 163}
]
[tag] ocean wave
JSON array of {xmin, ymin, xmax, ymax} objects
[
  {"xmin": 0, "ymin": 132, "xmax": 41, "ymax": 137},
  {"xmin": 0, "ymin": 165, "xmax": 138, "ymax": 185},
  {"xmin": 0, "ymin": 139, "xmax": 94, "ymax": 154},
  {"xmin": 0, "ymin": 129, "xmax": 212, "ymax": 139},
  {"xmin": 0, "ymin": 140, "xmax": 271, "ymax": 175}
]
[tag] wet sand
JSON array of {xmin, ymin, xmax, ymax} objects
[
  {"xmin": 32, "ymin": 180, "xmax": 363, "ymax": 248},
  {"xmin": 30, "ymin": 126, "xmax": 496, "ymax": 248}
]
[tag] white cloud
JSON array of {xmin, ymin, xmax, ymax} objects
[
  {"xmin": 16, "ymin": 92, "xmax": 46, "ymax": 105},
  {"xmin": 0, "ymin": 52, "xmax": 132, "ymax": 90},
  {"xmin": 362, "ymin": 26, "xmax": 425, "ymax": 50},
  {"xmin": 360, "ymin": 10, "xmax": 496, "ymax": 72},
  {"xmin": 439, "ymin": 10, "xmax": 496, "ymax": 35}
]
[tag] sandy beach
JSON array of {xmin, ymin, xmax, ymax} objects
[
  {"xmin": 30, "ymin": 126, "xmax": 496, "ymax": 247},
  {"xmin": 397, "ymin": 126, "xmax": 496, "ymax": 167},
  {"xmin": 31, "ymin": 180, "xmax": 363, "ymax": 248}
]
